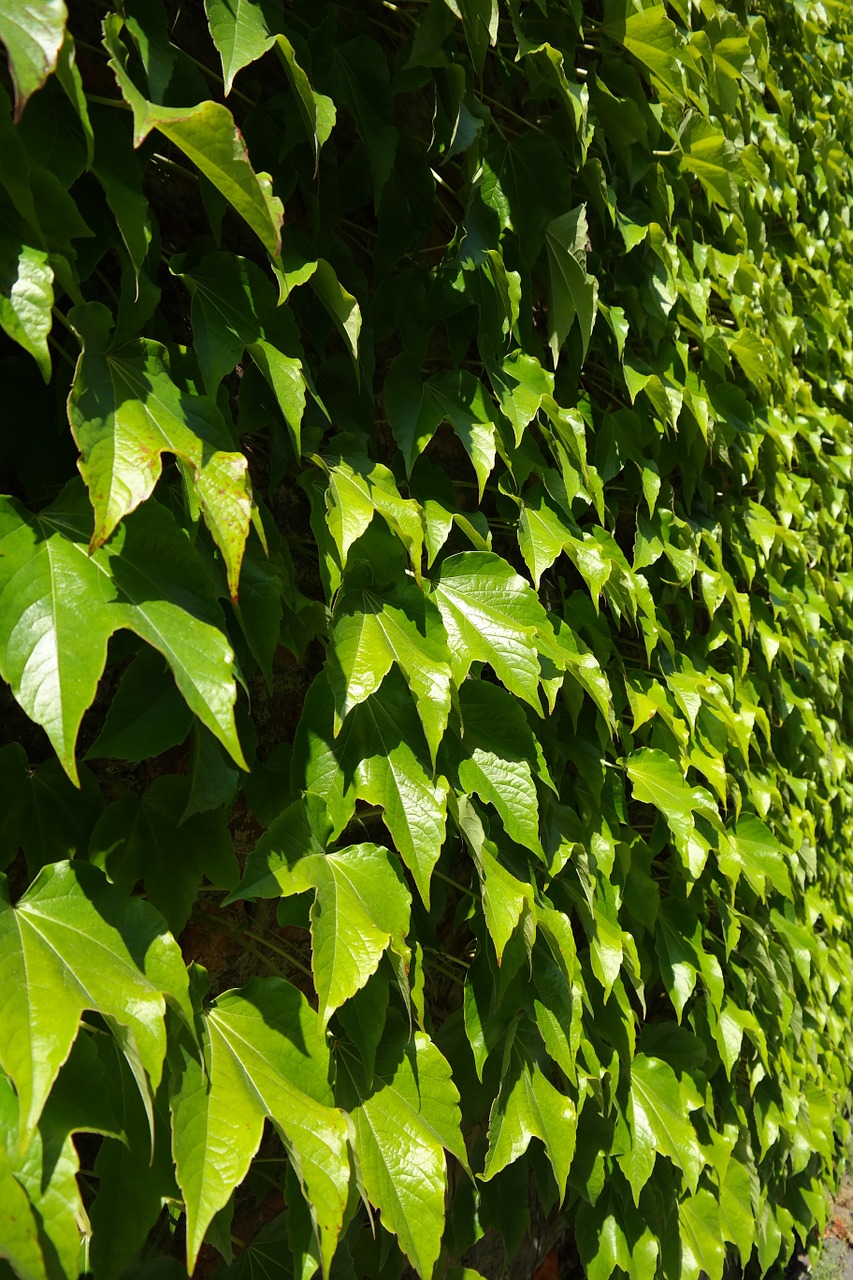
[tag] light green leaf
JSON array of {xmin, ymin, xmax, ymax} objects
[
  {"xmin": 678, "ymin": 1187, "xmax": 726, "ymax": 1280},
  {"xmin": 0, "ymin": 859, "xmax": 191, "ymax": 1150},
  {"xmin": 545, "ymin": 206, "xmax": 598, "ymax": 364},
  {"xmin": 617, "ymin": 1054, "xmax": 704, "ymax": 1203},
  {"xmin": 681, "ymin": 121, "xmax": 743, "ymax": 213},
  {"xmin": 0, "ymin": 1136, "xmax": 49, "ymax": 1280},
  {"xmin": 727, "ymin": 813, "xmax": 791, "ymax": 899},
  {"xmin": 106, "ymin": 16, "xmax": 283, "ymax": 257},
  {"xmin": 204, "ymin": 0, "xmax": 275, "ymax": 95},
  {"xmin": 429, "ymin": 551, "xmax": 549, "ymax": 710},
  {"xmin": 603, "ymin": 4, "xmax": 685, "ymax": 99},
  {"xmin": 231, "ymin": 821, "xmax": 410, "ymax": 1028},
  {"xmin": 328, "ymin": 579, "xmax": 452, "ymax": 763},
  {"xmin": 337, "ymin": 1027, "xmax": 466, "ymax": 1279},
  {"xmin": 0, "ymin": 484, "xmax": 245, "ymax": 782},
  {"xmin": 68, "ymin": 306, "xmax": 252, "ymax": 599},
  {"xmin": 0, "ymin": 0, "xmax": 66, "ymax": 120},
  {"xmin": 0, "ymin": 239, "xmax": 53, "ymax": 382},
  {"xmin": 626, "ymin": 748, "xmax": 720, "ymax": 869},
  {"xmin": 489, "ymin": 351, "xmax": 553, "ymax": 448},
  {"xmin": 323, "ymin": 456, "xmax": 424, "ymax": 576},
  {"xmin": 171, "ymin": 978, "xmax": 349, "ymax": 1275},
  {"xmin": 291, "ymin": 671, "xmax": 447, "ymax": 905},
  {"xmin": 482, "ymin": 1029, "xmax": 577, "ymax": 1200}
]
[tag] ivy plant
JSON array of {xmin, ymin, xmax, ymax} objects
[{"xmin": 1, "ymin": 0, "xmax": 853, "ymax": 1278}]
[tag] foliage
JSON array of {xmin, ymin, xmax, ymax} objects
[{"xmin": 0, "ymin": 0, "xmax": 852, "ymax": 1277}]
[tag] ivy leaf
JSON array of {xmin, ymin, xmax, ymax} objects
[
  {"xmin": 86, "ymin": 647, "xmax": 193, "ymax": 763},
  {"xmin": 204, "ymin": 0, "xmax": 275, "ymax": 95},
  {"xmin": 726, "ymin": 813, "xmax": 791, "ymax": 899},
  {"xmin": 322, "ymin": 456, "xmax": 424, "ymax": 577},
  {"xmin": 0, "ymin": 859, "xmax": 191, "ymax": 1150},
  {"xmin": 603, "ymin": 5, "xmax": 685, "ymax": 100},
  {"xmin": 545, "ymin": 206, "xmax": 598, "ymax": 364},
  {"xmin": 291, "ymin": 670, "xmax": 448, "ymax": 905},
  {"xmin": 90, "ymin": 776, "xmax": 238, "ymax": 934},
  {"xmin": 328, "ymin": 579, "xmax": 452, "ymax": 763},
  {"xmin": 311, "ymin": 259, "xmax": 361, "ymax": 364},
  {"xmin": 0, "ymin": 751, "xmax": 102, "ymax": 877},
  {"xmin": 170, "ymin": 977, "xmax": 350, "ymax": 1275},
  {"xmin": 678, "ymin": 1187, "xmax": 726, "ymax": 1280},
  {"xmin": 384, "ymin": 355, "xmax": 445, "ymax": 475},
  {"xmin": 0, "ymin": 238, "xmax": 53, "ymax": 382},
  {"xmin": 427, "ymin": 369, "xmax": 497, "ymax": 499},
  {"xmin": 337, "ymin": 1025, "xmax": 467, "ymax": 1279},
  {"xmin": 429, "ymin": 551, "xmax": 549, "ymax": 711},
  {"xmin": 482, "ymin": 1026, "xmax": 577, "ymax": 1200},
  {"xmin": 626, "ymin": 748, "xmax": 720, "ymax": 868},
  {"xmin": 68, "ymin": 304, "xmax": 252, "ymax": 599},
  {"xmin": 274, "ymin": 34, "xmax": 336, "ymax": 168},
  {"xmin": 448, "ymin": 681, "xmax": 546, "ymax": 858},
  {"xmin": 0, "ymin": 1139, "xmax": 46, "ymax": 1279},
  {"xmin": 105, "ymin": 16, "xmax": 283, "ymax": 257},
  {"xmin": 0, "ymin": 484, "xmax": 245, "ymax": 782},
  {"xmin": 0, "ymin": 0, "xmax": 66, "ymax": 120},
  {"xmin": 231, "ymin": 819, "xmax": 410, "ymax": 1028},
  {"xmin": 681, "ymin": 121, "xmax": 743, "ymax": 214},
  {"xmin": 89, "ymin": 1046, "xmax": 178, "ymax": 1280},
  {"xmin": 617, "ymin": 1054, "xmax": 704, "ymax": 1203}
]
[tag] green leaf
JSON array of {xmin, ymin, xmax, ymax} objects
[
  {"xmin": 204, "ymin": 0, "xmax": 275, "ymax": 95},
  {"xmin": 678, "ymin": 1187, "xmax": 726, "ymax": 1280},
  {"xmin": 171, "ymin": 977, "xmax": 349, "ymax": 1275},
  {"xmin": 545, "ymin": 206, "xmax": 598, "ymax": 364},
  {"xmin": 232, "ymin": 820, "xmax": 410, "ymax": 1028},
  {"xmin": 86, "ymin": 647, "xmax": 193, "ymax": 763},
  {"xmin": 328, "ymin": 578, "xmax": 452, "ymax": 764},
  {"xmin": 89, "ymin": 1046, "xmax": 178, "ymax": 1280},
  {"xmin": 0, "ymin": 0, "xmax": 67, "ymax": 120},
  {"xmin": 332, "ymin": 38, "xmax": 397, "ymax": 205},
  {"xmin": 337, "ymin": 1026, "xmax": 466, "ymax": 1279},
  {"xmin": 427, "ymin": 369, "xmax": 497, "ymax": 499},
  {"xmin": 322, "ymin": 456, "xmax": 424, "ymax": 576},
  {"xmin": 311, "ymin": 259, "xmax": 361, "ymax": 364},
  {"xmin": 105, "ymin": 16, "xmax": 283, "ymax": 257},
  {"xmin": 429, "ymin": 551, "xmax": 549, "ymax": 710},
  {"xmin": 90, "ymin": 775, "xmax": 237, "ymax": 934},
  {"xmin": 626, "ymin": 748, "xmax": 720, "ymax": 870},
  {"xmin": 617, "ymin": 1054, "xmax": 704, "ymax": 1203},
  {"xmin": 0, "ymin": 485, "xmax": 246, "ymax": 780},
  {"xmin": 68, "ymin": 306, "xmax": 252, "ymax": 599},
  {"xmin": 0, "ymin": 239, "xmax": 53, "ymax": 381},
  {"xmin": 681, "ymin": 121, "xmax": 743, "ymax": 213},
  {"xmin": 384, "ymin": 354, "xmax": 445, "ymax": 475},
  {"xmin": 291, "ymin": 671, "xmax": 448, "ymax": 905},
  {"xmin": 0, "ymin": 859, "xmax": 191, "ymax": 1149},
  {"xmin": 0, "ymin": 751, "xmax": 102, "ymax": 877},
  {"xmin": 727, "ymin": 813, "xmax": 791, "ymax": 899},
  {"xmin": 274, "ymin": 34, "xmax": 336, "ymax": 169},
  {"xmin": 603, "ymin": 4, "xmax": 685, "ymax": 99},
  {"xmin": 482, "ymin": 1027, "xmax": 577, "ymax": 1200},
  {"xmin": 449, "ymin": 680, "xmax": 546, "ymax": 858}
]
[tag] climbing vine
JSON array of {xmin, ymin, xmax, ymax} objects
[{"xmin": 1, "ymin": 0, "xmax": 853, "ymax": 1277}]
